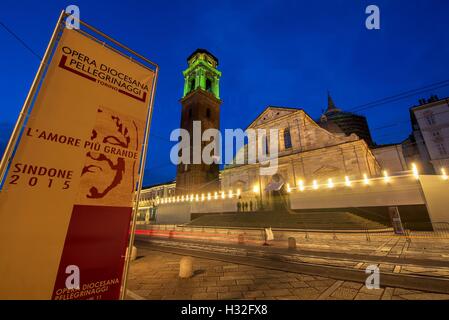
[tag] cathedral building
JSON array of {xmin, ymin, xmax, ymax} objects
[{"xmin": 221, "ymin": 106, "xmax": 381, "ymax": 200}]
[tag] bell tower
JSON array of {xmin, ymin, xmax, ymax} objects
[{"xmin": 176, "ymin": 49, "xmax": 222, "ymax": 195}]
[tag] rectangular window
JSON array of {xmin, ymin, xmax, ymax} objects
[
  {"xmin": 437, "ymin": 144, "xmax": 447, "ymax": 156},
  {"xmin": 265, "ymin": 136, "xmax": 269, "ymax": 155},
  {"xmin": 284, "ymin": 128, "xmax": 292, "ymax": 149},
  {"xmin": 426, "ymin": 114, "xmax": 436, "ymax": 126}
]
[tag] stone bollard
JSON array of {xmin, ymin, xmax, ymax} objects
[
  {"xmin": 179, "ymin": 257, "xmax": 194, "ymax": 279},
  {"xmin": 288, "ymin": 237, "xmax": 297, "ymax": 250},
  {"xmin": 130, "ymin": 246, "xmax": 137, "ymax": 261},
  {"xmin": 238, "ymin": 234, "xmax": 245, "ymax": 244}
]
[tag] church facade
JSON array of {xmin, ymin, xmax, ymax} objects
[{"xmin": 221, "ymin": 106, "xmax": 381, "ymax": 199}]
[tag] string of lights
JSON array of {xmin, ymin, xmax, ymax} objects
[{"xmin": 153, "ymin": 167, "xmax": 449, "ymax": 206}]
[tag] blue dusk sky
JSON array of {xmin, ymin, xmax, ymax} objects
[{"xmin": 1, "ymin": 0, "xmax": 449, "ymax": 186}]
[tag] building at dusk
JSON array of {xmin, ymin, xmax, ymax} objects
[
  {"xmin": 221, "ymin": 106, "xmax": 380, "ymax": 203},
  {"xmin": 408, "ymin": 95, "xmax": 449, "ymax": 174},
  {"xmin": 140, "ymin": 54, "xmax": 449, "ymax": 207}
]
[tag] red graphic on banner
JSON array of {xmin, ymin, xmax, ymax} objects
[{"xmin": 51, "ymin": 205, "xmax": 132, "ymax": 300}]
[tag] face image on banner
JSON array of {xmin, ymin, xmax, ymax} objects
[
  {"xmin": 77, "ymin": 106, "xmax": 143, "ymax": 206},
  {"xmin": 52, "ymin": 106, "xmax": 144, "ymax": 300}
]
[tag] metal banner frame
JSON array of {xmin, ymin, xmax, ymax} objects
[{"xmin": 0, "ymin": 10, "xmax": 159, "ymax": 300}]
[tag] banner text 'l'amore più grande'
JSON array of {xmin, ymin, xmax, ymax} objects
[{"xmin": 0, "ymin": 28, "xmax": 155, "ymax": 300}]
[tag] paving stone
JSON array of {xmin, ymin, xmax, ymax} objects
[
  {"xmin": 268, "ymin": 282, "xmax": 292, "ymax": 289},
  {"xmin": 201, "ymin": 281, "xmax": 218, "ymax": 287},
  {"xmin": 243, "ymin": 291, "xmax": 265, "ymax": 298},
  {"xmin": 399, "ymin": 293, "xmax": 449, "ymax": 300},
  {"xmin": 263, "ymin": 289, "xmax": 292, "ymax": 297},
  {"xmin": 220, "ymin": 275, "xmax": 254, "ymax": 281},
  {"xmin": 175, "ymin": 288, "xmax": 196, "ymax": 295},
  {"xmin": 192, "ymin": 293, "xmax": 218, "ymax": 300},
  {"xmin": 207, "ymin": 286, "xmax": 229, "ymax": 293},
  {"xmin": 143, "ymin": 295, "xmax": 165, "ymax": 300},
  {"xmin": 359, "ymin": 286, "xmax": 384, "ymax": 296},
  {"xmin": 218, "ymin": 292, "xmax": 244, "ymax": 300},
  {"xmin": 381, "ymin": 287, "xmax": 394, "ymax": 300},
  {"xmin": 201, "ymin": 276, "xmax": 220, "ymax": 281},
  {"xmin": 393, "ymin": 288, "xmax": 421, "ymax": 295},
  {"xmin": 291, "ymin": 287, "xmax": 321, "ymax": 299},
  {"xmin": 354, "ymin": 293, "xmax": 381, "ymax": 300},
  {"xmin": 192, "ymin": 287, "xmax": 207, "ymax": 293},
  {"xmin": 289, "ymin": 281, "xmax": 310, "ymax": 288},
  {"xmin": 229, "ymin": 285, "xmax": 248, "ymax": 291},
  {"xmin": 247, "ymin": 284, "xmax": 271, "ymax": 291},
  {"xmin": 306, "ymin": 280, "xmax": 337, "ymax": 288},
  {"xmin": 134, "ymin": 289, "xmax": 152, "ymax": 296},
  {"xmin": 216, "ymin": 280, "xmax": 236, "ymax": 286},
  {"xmin": 236, "ymin": 279, "xmax": 254, "ymax": 285},
  {"xmin": 391, "ymin": 296, "xmax": 406, "ymax": 300},
  {"xmin": 330, "ymin": 287, "xmax": 358, "ymax": 300},
  {"xmin": 276, "ymin": 296, "xmax": 301, "ymax": 300},
  {"xmin": 162, "ymin": 293, "xmax": 192, "ymax": 299},
  {"xmin": 340, "ymin": 281, "xmax": 363, "ymax": 290}
]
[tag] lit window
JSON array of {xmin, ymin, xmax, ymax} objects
[{"xmin": 284, "ymin": 128, "xmax": 292, "ymax": 149}]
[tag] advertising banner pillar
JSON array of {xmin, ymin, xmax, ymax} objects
[{"xmin": 0, "ymin": 14, "xmax": 158, "ymax": 300}]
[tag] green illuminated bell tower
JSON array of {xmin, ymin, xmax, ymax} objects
[
  {"xmin": 182, "ymin": 49, "xmax": 221, "ymax": 99},
  {"xmin": 176, "ymin": 49, "xmax": 222, "ymax": 195}
]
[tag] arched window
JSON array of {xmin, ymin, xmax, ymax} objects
[
  {"xmin": 188, "ymin": 108, "xmax": 192, "ymax": 118},
  {"xmin": 206, "ymin": 108, "xmax": 211, "ymax": 119},
  {"xmin": 265, "ymin": 135, "xmax": 269, "ymax": 155},
  {"xmin": 206, "ymin": 78, "xmax": 212, "ymax": 92},
  {"xmin": 190, "ymin": 79, "xmax": 195, "ymax": 92},
  {"xmin": 284, "ymin": 128, "xmax": 292, "ymax": 149}
]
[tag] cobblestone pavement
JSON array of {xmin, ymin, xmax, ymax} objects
[
  {"xmin": 136, "ymin": 225, "xmax": 449, "ymax": 262},
  {"xmin": 126, "ymin": 248, "xmax": 449, "ymax": 300},
  {"xmin": 142, "ymin": 238, "xmax": 449, "ymax": 280}
]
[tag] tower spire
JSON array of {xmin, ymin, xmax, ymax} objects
[{"xmin": 326, "ymin": 91, "xmax": 340, "ymax": 114}]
